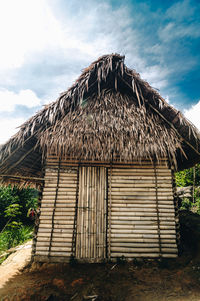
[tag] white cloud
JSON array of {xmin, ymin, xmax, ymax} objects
[
  {"xmin": 0, "ymin": 0, "xmax": 64, "ymax": 70},
  {"xmin": 159, "ymin": 22, "xmax": 200, "ymax": 42},
  {"xmin": 140, "ymin": 65, "xmax": 169, "ymax": 90},
  {"xmin": 0, "ymin": 0, "xmax": 198, "ymax": 145},
  {"xmin": 0, "ymin": 0, "xmax": 172, "ymax": 97},
  {"xmin": 166, "ymin": 0, "xmax": 195, "ymax": 21},
  {"xmin": 0, "ymin": 117, "xmax": 25, "ymax": 144},
  {"xmin": 184, "ymin": 101, "xmax": 200, "ymax": 130},
  {"xmin": 0, "ymin": 89, "xmax": 42, "ymax": 112}
]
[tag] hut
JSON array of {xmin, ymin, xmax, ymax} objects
[{"xmin": 0, "ymin": 54, "xmax": 200, "ymax": 262}]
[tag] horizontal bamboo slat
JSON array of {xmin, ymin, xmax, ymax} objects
[
  {"xmin": 35, "ymin": 165, "xmax": 77, "ymax": 258},
  {"xmin": 110, "ymin": 247, "xmax": 178, "ymax": 253},
  {"xmin": 36, "ymin": 246, "xmax": 72, "ymax": 252},
  {"xmin": 110, "ymin": 253, "xmax": 177, "ymax": 258},
  {"xmin": 37, "ymin": 236, "xmax": 77, "ymax": 242},
  {"xmin": 35, "ymin": 158, "xmax": 178, "ymax": 261},
  {"xmin": 35, "ymin": 251, "xmax": 70, "ymax": 257}
]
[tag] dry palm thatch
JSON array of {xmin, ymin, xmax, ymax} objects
[{"xmin": 0, "ymin": 53, "xmax": 200, "ymax": 184}]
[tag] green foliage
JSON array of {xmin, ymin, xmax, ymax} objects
[
  {"xmin": 175, "ymin": 164, "xmax": 200, "ymax": 187},
  {"xmin": 176, "ymin": 164, "xmax": 200, "ymax": 214},
  {"xmin": 0, "ymin": 185, "xmax": 38, "ymax": 231},
  {"xmin": 180, "ymin": 198, "xmax": 192, "ymax": 211},
  {"xmin": 4, "ymin": 203, "xmax": 22, "ymax": 218},
  {"xmin": 0, "ymin": 185, "xmax": 37, "ymax": 260},
  {"xmin": 0, "ymin": 225, "xmax": 33, "ymax": 254}
]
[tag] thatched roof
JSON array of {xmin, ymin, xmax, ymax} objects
[{"xmin": 0, "ymin": 53, "xmax": 200, "ymax": 184}]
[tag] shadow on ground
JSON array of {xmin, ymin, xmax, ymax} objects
[{"xmin": 0, "ymin": 210, "xmax": 200, "ymax": 301}]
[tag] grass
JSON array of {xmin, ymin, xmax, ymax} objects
[{"xmin": 0, "ymin": 225, "xmax": 33, "ymax": 257}]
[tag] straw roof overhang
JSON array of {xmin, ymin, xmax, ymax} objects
[{"xmin": 0, "ymin": 53, "xmax": 200, "ymax": 184}]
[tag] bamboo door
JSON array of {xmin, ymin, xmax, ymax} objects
[{"xmin": 76, "ymin": 166, "xmax": 107, "ymax": 261}]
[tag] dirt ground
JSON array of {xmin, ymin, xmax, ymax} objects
[
  {"xmin": 0, "ymin": 210, "xmax": 200, "ymax": 301},
  {"xmin": 0, "ymin": 241, "xmax": 32, "ymax": 289},
  {"xmin": 0, "ymin": 257, "xmax": 200, "ymax": 301}
]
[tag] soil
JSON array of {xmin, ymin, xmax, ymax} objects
[
  {"xmin": 0, "ymin": 210, "xmax": 200, "ymax": 301},
  {"xmin": 0, "ymin": 241, "xmax": 32, "ymax": 289}
]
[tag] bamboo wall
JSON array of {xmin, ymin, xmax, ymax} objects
[
  {"xmin": 76, "ymin": 166, "xmax": 107, "ymax": 260},
  {"xmin": 107, "ymin": 162, "xmax": 178, "ymax": 259},
  {"xmin": 34, "ymin": 161, "xmax": 78, "ymax": 261},
  {"xmin": 34, "ymin": 157, "xmax": 178, "ymax": 262}
]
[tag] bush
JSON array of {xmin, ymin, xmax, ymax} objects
[
  {"xmin": 0, "ymin": 225, "xmax": 33, "ymax": 254},
  {"xmin": 0, "ymin": 185, "xmax": 37, "ymax": 260},
  {"xmin": 0, "ymin": 185, "xmax": 38, "ymax": 231},
  {"xmin": 180, "ymin": 198, "xmax": 192, "ymax": 211}
]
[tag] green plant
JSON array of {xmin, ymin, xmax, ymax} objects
[
  {"xmin": 180, "ymin": 198, "xmax": 192, "ymax": 211},
  {"xmin": 175, "ymin": 164, "xmax": 200, "ymax": 187},
  {"xmin": 0, "ymin": 185, "xmax": 38, "ymax": 231},
  {"xmin": 0, "ymin": 225, "xmax": 33, "ymax": 254},
  {"xmin": 0, "ymin": 185, "xmax": 37, "ymax": 260}
]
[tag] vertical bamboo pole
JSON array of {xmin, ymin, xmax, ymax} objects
[
  {"xmin": 94, "ymin": 167, "xmax": 97, "ymax": 259},
  {"xmin": 83, "ymin": 167, "xmax": 86, "ymax": 258},
  {"xmin": 99, "ymin": 167, "xmax": 102, "ymax": 258},
  {"xmin": 100, "ymin": 168, "xmax": 103, "ymax": 258},
  {"xmin": 88, "ymin": 166, "xmax": 91, "ymax": 259},
  {"xmin": 105, "ymin": 168, "xmax": 108, "ymax": 259},
  {"xmin": 91, "ymin": 167, "xmax": 94, "ymax": 259},
  {"xmin": 80, "ymin": 167, "xmax": 84, "ymax": 258},
  {"xmin": 48, "ymin": 158, "xmax": 61, "ymax": 258},
  {"xmin": 96, "ymin": 167, "xmax": 99, "ymax": 258},
  {"xmin": 171, "ymin": 167, "xmax": 180, "ymax": 253},
  {"xmin": 108, "ymin": 163, "xmax": 112, "ymax": 259},
  {"xmin": 193, "ymin": 166, "xmax": 196, "ymax": 203},
  {"xmin": 153, "ymin": 160, "xmax": 162, "ymax": 257},
  {"xmin": 104, "ymin": 168, "xmax": 107, "ymax": 259},
  {"xmin": 76, "ymin": 167, "xmax": 81, "ymax": 259},
  {"xmin": 32, "ymin": 181, "xmax": 43, "ymax": 260},
  {"xmin": 72, "ymin": 165, "xmax": 79, "ymax": 258}
]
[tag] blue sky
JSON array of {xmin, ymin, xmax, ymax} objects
[{"xmin": 0, "ymin": 0, "xmax": 200, "ymax": 144}]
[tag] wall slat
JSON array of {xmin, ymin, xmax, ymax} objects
[
  {"xmin": 35, "ymin": 162, "xmax": 77, "ymax": 258},
  {"xmin": 75, "ymin": 166, "xmax": 106, "ymax": 260},
  {"xmin": 108, "ymin": 160, "xmax": 177, "ymax": 258}
]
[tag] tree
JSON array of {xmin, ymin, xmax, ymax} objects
[{"xmin": 0, "ymin": 185, "xmax": 38, "ymax": 231}]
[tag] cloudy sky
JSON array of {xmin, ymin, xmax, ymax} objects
[{"xmin": 0, "ymin": 0, "xmax": 200, "ymax": 144}]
